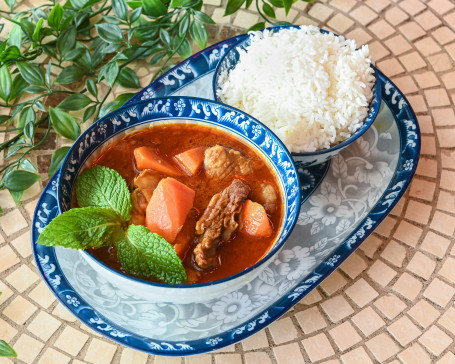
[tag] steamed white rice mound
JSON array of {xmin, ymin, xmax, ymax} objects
[{"xmin": 217, "ymin": 26, "xmax": 375, "ymax": 153}]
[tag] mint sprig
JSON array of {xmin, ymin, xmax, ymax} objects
[
  {"xmin": 37, "ymin": 166, "xmax": 187, "ymax": 285},
  {"xmin": 116, "ymin": 225, "xmax": 187, "ymax": 285},
  {"xmin": 76, "ymin": 165, "xmax": 132, "ymax": 221}
]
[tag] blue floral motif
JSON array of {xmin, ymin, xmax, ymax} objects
[
  {"xmin": 403, "ymin": 159, "xmax": 414, "ymax": 170},
  {"xmin": 206, "ymin": 337, "xmax": 223, "ymax": 346},
  {"xmin": 66, "ymin": 295, "xmax": 80, "ymax": 307}
]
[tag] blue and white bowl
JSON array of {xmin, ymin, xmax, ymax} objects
[
  {"xmin": 213, "ymin": 25, "xmax": 382, "ymax": 167},
  {"xmin": 56, "ymin": 96, "xmax": 300, "ymax": 304}
]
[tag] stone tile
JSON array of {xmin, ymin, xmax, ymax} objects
[
  {"xmin": 359, "ymin": 234, "xmax": 383, "ymax": 259},
  {"xmin": 320, "ymin": 270, "xmax": 348, "ymax": 296},
  {"xmin": 407, "ymin": 252, "xmax": 436, "ymax": 280},
  {"xmin": 241, "ymin": 330, "xmax": 268, "ymax": 350},
  {"xmin": 438, "ymin": 306, "xmax": 455, "ymax": 335},
  {"xmin": 376, "ymin": 58, "xmax": 405, "ymax": 77},
  {"xmin": 417, "ymin": 115, "xmax": 434, "ymax": 134},
  {"xmin": 84, "ymin": 339, "xmax": 117, "ymax": 364},
  {"xmin": 244, "ymin": 352, "xmax": 272, "ymax": 364},
  {"xmin": 399, "ymin": 52, "xmax": 427, "ymax": 72},
  {"xmin": 0, "ymin": 209, "xmax": 28, "ymax": 235},
  {"xmin": 398, "ymin": 343, "xmax": 431, "ymax": 364},
  {"xmin": 438, "ymin": 257, "xmax": 455, "ymax": 283},
  {"xmin": 404, "ymin": 200, "xmax": 432, "ymax": 225},
  {"xmin": 52, "ymin": 303, "xmax": 77, "ymax": 322},
  {"xmin": 437, "ymin": 190, "xmax": 455, "ymax": 214},
  {"xmin": 392, "ymin": 272, "xmax": 423, "ymax": 301},
  {"xmin": 0, "ymin": 245, "xmax": 20, "ymax": 272},
  {"xmin": 415, "ymin": 37, "xmax": 442, "ymax": 56},
  {"xmin": 27, "ymin": 311, "xmax": 61, "ymax": 341},
  {"xmin": 432, "ymin": 26, "xmax": 455, "ymax": 45},
  {"xmin": 345, "ymin": 279, "xmax": 379, "ymax": 308},
  {"xmin": 444, "ymin": 11, "xmax": 455, "ymax": 26},
  {"xmin": 3, "ymin": 296, "xmax": 37, "ymax": 325},
  {"xmin": 441, "ymin": 149, "xmax": 455, "ymax": 169},
  {"xmin": 418, "ymin": 325, "xmax": 453, "ymax": 356},
  {"xmin": 330, "ymin": 0, "xmax": 357, "ymax": 12},
  {"xmin": 13, "ymin": 334, "xmax": 44, "ymax": 364},
  {"xmin": 374, "ymin": 216, "xmax": 397, "ymax": 238},
  {"xmin": 366, "ymin": 0, "xmax": 390, "ymax": 12},
  {"xmin": 296, "ymin": 306, "xmax": 327, "ymax": 334},
  {"xmin": 407, "ymin": 95, "xmax": 427, "ymax": 113},
  {"xmin": 0, "ymin": 318, "xmax": 18, "ymax": 342},
  {"xmin": 420, "ymin": 136, "xmax": 437, "ymax": 155},
  {"xmin": 414, "ymin": 71, "xmax": 440, "ymax": 89},
  {"xmin": 393, "ymin": 220, "xmax": 422, "ymax": 247},
  {"xmin": 214, "ymin": 354, "xmax": 242, "ymax": 364},
  {"xmin": 37, "ymin": 348, "xmax": 70, "ymax": 364},
  {"xmin": 211, "ymin": 9, "xmax": 232, "ymax": 25},
  {"xmin": 433, "ymin": 109, "xmax": 455, "ymax": 128},
  {"xmin": 321, "ymin": 295, "xmax": 354, "ymax": 323},
  {"xmin": 446, "ymin": 42, "xmax": 455, "ymax": 61},
  {"xmin": 308, "ymin": 3, "xmax": 333, "ymax": 22},
  {"xmin": 232, "ymin": 11, "xmax": 260, "ymax": 29},
  {"xmin": 352, "ymin": 306, "xmax": 386, "ymax": 336},
  {"xmin": 294, "ymin": 15, "xmax": 318, "ymax": 26},
  {"xmin": 408, "ymin": 299, "xmax": 440, "ymax": 328},
  {"xmin": 327, "ymin": 13, "xmax": 354, "ymax": 34},
  {"xmin": 365, "ymin": 333, "xmax": 399, "ymax": 362},
  {"xmin": 0, "ymin": 190, "xmax": 16, "ymax": 210},
  {"xmin": 369, "ymin": 19, "xmax": 395, "ymax": 39},
  {"xmin": 10, "ymin": 231, "xmax": 32, "ymax": 258},
  {"xmin": 409, "ymin": 179, "xmax": 436, "ymax": 202},
  {"xmin": 369, "ymin": 41, "xmax": 389, "ymax": 60},
  {"xmin": 0, "ymin": 281, "xmax": 13, "ymax": 305},
  {"xmin": 399, "ymin": 0, "xmax": 426, "ymax": 15},
  {"xmin": 341, "ymin": 347, "xmax": 374, "ymax": 364},
  {"xmin": 399, "ymin": 22, "xmax": 426, "ymax": 41},
  {"xmin": 441, "ymin": 169, "xmax": 455, "ymax": 190},
  {"xmin": 374, "ymin": 293, "xmax": 407, "ymax": 319},
  {"xmin": 340, "ymin": 253, "xmax": 367, "ymax": 279},
  {"xmin": 428, "ymin": 0, "xmax": 454, "ymax": 14},
  {"xmin": 302, "ymin": 333, "xmax": 335, "ymax": 362},
  {"xmin": 299, "ymin": 289, "xmax": 322, "ymax": 305},
  {"xmin": 387, "ymin": 316, "xmax": 422, "ymax": 346},
  {"xmin": 424, "ymin": 277, "xmax": 455, "ymax": 307},
  {"xmin": 437, "ymin": 352, "xmax": 455, "ymax": 364},
  {"xmin": 28, "ymin": 281, "xmax": 56, "ymax": 309},
  {"xmin": 346, "ymin": 28, "xmax": 373, "ymax": 46},
  {"xmin": 428, "ymin": 53, "xmax": 453, "ymax": 72},
  {"xmin": 421, "ymin": 231, "xmax": 451, "ymax": 259},
  {"xmin": 415, "ymin": 10, "xmax": 442, "ymax": 30},
  {"xmin": 54, "ymin": 326, "xmax": 89, "ymax": 356},
  {"xmin": 273, "ymin": 342, "xmax": 305, "ymax": 364},
  {"xmin": 393, "ymin": 75, "xmax": 418, "ymax": 94},
  {"xmin": 441, "ymin": 71, "xmax": 455, "ymax": 91},
  {"xmin": 416, "ymin": 157, "xmax": 437, "ymax": 177},
  {"xmin": 436, "ymin": 128, "xmax": 455, "ymax": 148},
  {"xmin": 430, "ymin": 211, "xmax": 455, "ymax": 236},
  {"xmin": 385, "ymin": 7, "xmax": 409, "ymax": 25},
  {"xmin": 185, "ymin": 356, "xmax": 212, "ymax": 364},
  {"xmin": 367, "ymin": 260, "xmax": 397, "ymax": 287},
  {"xmin": 6, "ymin": 265, "xmax": 39, "ymax": 293},
  {"xmin": 155, "ymin": 356, "xmax": 182, "ymax": 364},
  {"xmin": 268, "ymin": 317, "xmax": 298, "ymax": 345},
  {"xmin": 425, "ymin": 88, "xmax": 451, "ymax": 107},
  {"xmin": 328, "ymin": 321, "xmax": 362, "ymax": 351}
]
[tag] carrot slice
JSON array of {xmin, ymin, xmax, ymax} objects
[
  {"xmin": 174, "ymin": 147, "xmax": 205, "ymax": 175},
  {"xmin": 134, "ymin": 146, "xmax": 181, "ymax": 176},
  {"xmin": 146, "ymin": 177, "xmax": 195, "ymax": 243},
  {"xmin": 240, "ymin": 199, "xmax": 273, "ymax": 238}
]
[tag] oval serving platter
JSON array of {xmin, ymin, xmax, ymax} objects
[{"xmin": 32, "ymin": 36, "xmax": 420, "ymax": 356}]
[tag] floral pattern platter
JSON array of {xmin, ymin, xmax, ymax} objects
[{"xmin": 32, "ymin": 37, "xmax": 420, "ymax": 355}]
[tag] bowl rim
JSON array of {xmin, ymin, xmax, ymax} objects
[
  {"xmin": 57, "ymin": 95, "xmax": 301, "ymax": 289},
  {"xmin": 212, "ymin": 24, "xmax": 383, "ymax": 157}
]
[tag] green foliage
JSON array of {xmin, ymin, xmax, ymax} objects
[
  {"xmin": 0, "ymin": 340, "xmax": 17, "ymax": 358},
  {"xmin": 48, "ymin": 147, "xmax": 71, "ymax": 177},
  {"xmin": 0, "ymin": 0, "xmax": 310, "ymax": 208}
]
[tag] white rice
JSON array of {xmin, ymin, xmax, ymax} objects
[{"xmin": 217, "ymin": 26, "xmax": 375, "ymax": 153}]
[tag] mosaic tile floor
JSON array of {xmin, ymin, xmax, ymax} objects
[{"xmin": 1, "ymin": 0, "xmax": 455, "ymax": 363}]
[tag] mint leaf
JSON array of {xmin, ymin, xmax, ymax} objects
[
  {"xmin": 76, "ymin": 166, "xmax": 132, "ymax": 221},
  {"xmin": 116, "ymin": 225, "xmax": 187, "ymax": 284},
  {"xmin": 37, "ymin": 207, "xmax": 124, "ymax": 249}
]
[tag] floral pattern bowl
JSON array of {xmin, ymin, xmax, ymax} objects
[
  {"xmin": 55, "ymin": 96, "xmax": 300, "ymax": 304},
  {"xmin": 212, "ymin": 24, "xmax": 382, "ymax": 167}
]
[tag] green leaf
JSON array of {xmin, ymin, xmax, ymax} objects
[
  {"xmin": 76, "ymin": 165, "xmax": 132, "ymax": 221},
  {"xmin": 127, "ymin": 1, "xmax": 142, "ymax": 9},
  {"xmin": 268, "ymin": 0, "xmax": 283, "ymax": 7},
  {"xmin": 48, "ymin": 3, "xmax": 64, "ymax": 30},
  {"xmin": 116, "ymin": 67, "xmax": 140, "ymax": 88},
  {"xmin": 20, "ymin": 159, "xmax": 37, "ymax": 172},
  {"xmin": 55, "ymin": 66, "xmax": 84, "ymax": 84},
  {"xmin": 9, "ymin": 189, "xmax": 23, "ymax": 205},
  {"xmin": 99, "ymin": 101, "xmax": 119, "ymax": 117},
  {"xmin": 159, "ymin": 28, "xmax": 170, "ymax": 46},
  {"xmin": 16, "ymin": 62, "xmax": 46, "ymax": 87},
  {"xmin": 35, "ymin": 100, "xmax": 46, "ymax": 112},
  {"xmin": 25, "ymin": 86, "xmax": 47, "ymax": 93},
  {"xmin": 0, "ymin": 65, "xmax": 12, "ymax": 102},
  {"xmin": 95, "ymin": 23, "xmax": 124, "ymax": 43},
  {"xmin": 282, "ymin": 0, "xmax": 292, "ymax": 15},
  {"xmin": 105, "ymin": 62, "xmax": 119, "ymax": 87},
  {"xmin": 49, "ymin": 107, "xmax": 81, "ymax": 140},
  {"xmin": 32, "ymin": 18, "xmax": 44, "ymax": 42},
  {"xmin": 178, "ymin": 14, "xmax": 189, "ymax": 36},
  {"xmin": 0, "ymin": 340, "xmax": 17, "ymax": 358},
  {"xmin": 3, "ymin": 170, "xmax": 40, "ymax": 192},
  {"xmin": 0, "ymin": 45, "xmax": 20, "ymax": 62},
  {"xmin": 0, "ymin": 115, "xmax": 11, "ymax": 125},
  {"xmin": 37, "ymin": 207, "xmax": 124, "ymax": 249},
  {"xmin": 65, "ymin": 47, "xmax": 85, "ymax": 61},
  {"xmin": 46, "ymin": 61, "xmax": 52, "ymax": 87},
  {"xmin": 142, "ymin": 0, "xmax": 167, "ymax": 17},
  {"xmin": 149, "ymin": 50, "xmax": 166, "ymax": 65},
  {"xmin": 5, "ymin": 145, "xmax": 26, "ymax": 159},
  {"xmin": 245, "ymin": 0, "xmax": 253, "ymax": 9},
  {"xmin": 194, "ymin": 11, "xmax": 215, "ymax": 25},
  {"xmin": 24, "ymin": 121, "xmax": 35, "ymax": 142},
  {"xmin": 86, "ymin": 78, "xmax": 98, "ymax": 99},
  {"xmin": 7, "ymin": 24, "xmax": 22, "ymax": 49},
  {"xmin": 4, "ymin": 0, "xmax": 15, "ymax": 11},
  {"xmin": 189, "ymin": 20, "xmax": 207, "ymax": 49},
  {"xmin": 48, "ymin": 146, "xmax": 70, "ymax": 177},
  {"xmin": 9, "ymin": 74, "xmax": 28, "ymax": 102},
  {"xmin": 247, "ymin": 21, "xmax": 265, "ymax": 31},
  {"xmin": 83, "ymin": 104, "xmax": 96, "ymax": 122},
  {"xmin": 112, "ymin": 0, "xmax": 128, "ymax": 20},
  {"xmin": 117, "ymin": 225, "xmax": 187, "ymax": 284},
  {"xmin": 57, "ymin": 26, "xmax": 77, "ymax": 57},
  {"xmin": 224, "ymin": 0, "xmax": 246, "ymax": 15},
  {"xmin": 169, "ymin": 0, "xmax": 191, "ymax": 7},
  {"xmin": 177, "ymin": 38, "xmax": 191, "ymax": 59},
  {"xmin": 129, "ymin": 7, "xmax": 142, "ymax": 22},
  {"xmin": 57, "ymin": 94, "xmax": 92, "ymax": 111},
  {"xmin": 262, "ymin": 2, "xmax": 276, "ymax": 18},
  {"xmin": 17, "ymin": 106, "xmax": 35, "ymax": 129},
  {"xmin": 20, "ymin": 18, "xmax": 35, "ymax": 40}
]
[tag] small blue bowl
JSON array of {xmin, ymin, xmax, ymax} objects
[
  {"xmin": 56, "ymin": 96, "xmax": 300, "ymax": 304},
  {"xmin": 213, "ymin": 25, "xmax": 382, "ymax": 167}
]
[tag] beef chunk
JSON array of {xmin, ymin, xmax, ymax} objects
[
  {"xmin": 193, "ymin": 179, "xmax": 250, "ymax": 269},
  {"xmin": 204, "ymin": 145, "xmax": 253, "ymax": 181},
  {"xmin": 133, "ymin": 170, "xmax": 161, "ymax": 201}
]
